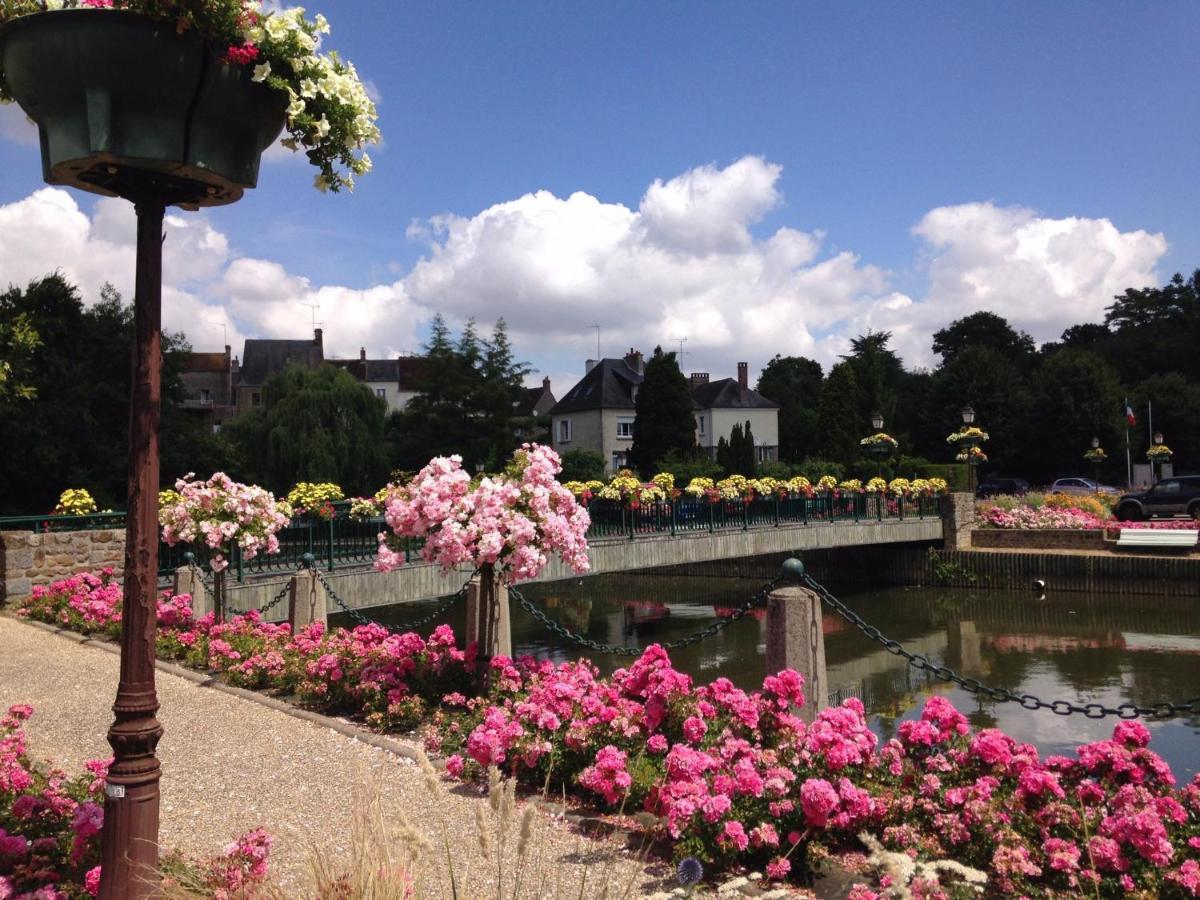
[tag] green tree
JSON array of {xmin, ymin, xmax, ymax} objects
[
  {"xmin": 738, "ymin": 419, "xmax": 757, "ymax": 475},
  {"xmin": 558, "ymin": 449, "xmax": 606, "ymax": 482},
  {"xmin": 629, "ymin": 346, "xmax": 696, "ymax": 477},
  {"xmin": 816, "ymin": 361, "xmax": 863, "ymax": 463},
  {"xmin": 755, "ymin": 355, "xmax": 822, "ymax": 463},
  {"xmin": 1130, "ymin": 373, "xmax": 1200, "ymax": 478},
  {"xmin": 932, "ymin": 311, "xmax": 1036, "ymax": 366},
  {"xmin": 0, "ymin": 311, "xmax": 40, "ymax": 401},
  {"xmin": 229, "ymin": 365, "xmax": 389, "ymax": 494},
  {"xmin": 1028, "ymin": 349, "xmax": 1123, "ymax": 482}
]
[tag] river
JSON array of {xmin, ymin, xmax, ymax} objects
[{"xmin": 338, "ymin": 573, "xmax": 1200, "ymax": 781}]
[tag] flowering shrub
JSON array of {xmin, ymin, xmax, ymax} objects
[
  {"xmin": 597, "ymin": 470, "xmax": 667, "ymax": 505},
  {"xmin": 52, "ymin": 488, "xmax": 96, "ymax": 516},
  {"xmin": 287, "ymin": 481, "xmax": 345, "ymax": 513},
  {"xmin": 348, "ymin": 496, "xmax": 383, "ymax": 519},
  {"xmin": 979, "ymin": 498, "xmax": 1199, "ymax": 533},
  {"xmin": 866, "ymin": 478, "xmax": 888, "ymax": 493},
  {"xmin": 1044, "ymin": 491, "xmax": 1109, "ymax": 518},
  {"xmin": 1148, "ymin": 444, "xmax": 1174, "ymax": 461},
  {"xmin": 159, "ymin": 472, "xmax": 289, "ymax": 573},
  {"xmin": 839, "ymin": 479, "xmax": 864, "ymax": 493},
  {"xmin": 376, "ymin": 444, "xmax": 591, "ymax": 583},
  {"xmin": 0, "ymin": 1, "xmax": 381, "ymax": 192}
]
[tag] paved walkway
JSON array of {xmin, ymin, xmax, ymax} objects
[{"xmin": 0, "ymin": 616, "xmax": 673, "ymax": 897}]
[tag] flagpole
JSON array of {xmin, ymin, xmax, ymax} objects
[{"xmin": 1125, "ymin": 397, "xmax": 1132, "ymax": 489}]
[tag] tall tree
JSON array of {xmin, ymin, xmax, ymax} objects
[
  {"xmin": 229, "ymin": 364, "xmax": 389, "ymax": 494},
  {"xmin": 932, "ymin": 311, "xmax": 1036, "ymax": 366},
  {"xmin": 755, "ymin": 355, "xmax": 823, "ymax": 463},
  {"xmin": 816, "ymin": 361, "xmax": 863, "ymax": 463},
  {"xmin": 1028, "ymin": 349, "xmax": 1123, "ymax": 482},
  {"xmin": 629, "ymin": 346, "xmax": 697, "ymax": 477}
]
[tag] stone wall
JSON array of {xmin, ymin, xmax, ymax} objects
[
  {"xmin": 0, "ymin": 529, "xmax": 126, "ymax": 605},
  {"xmin": 971, "ymin": 529, "xmax": 1111, "ymax": 552}
]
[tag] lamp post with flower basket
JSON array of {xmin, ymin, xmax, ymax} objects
[
  {"xmin": 860, "ymin": 412, "xmax": 898, "ymax": 479},
  {"xmin": 0, "ymin": 3, "xmax": 378, "ymax": 895},
  {"xmin": 947, "ymin": 404, "xmax": 988, "ymax": 494},
  {"xmin": 1084, "ymin": 437, "xmax": 1107, "ymax": 484},
  {"xmin": 1147, "ymin": 432, "xmax": 1172, "ymax": 484}
]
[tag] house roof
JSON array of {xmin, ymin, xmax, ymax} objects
[
  {"xmin": 180, "ymin": 351, "xmax": 229, "ymax": 374},
  {"xmin": 692, "ymin": 378, "xmax": 779, "ymax": 410},
  {"xmin": 329, "ymin": 358, "xmax": 403, "ymax": 383},
  {"xmin": 549, "ymin": 358, "xmax": 643, "ymax": 414},
  {"xmin": 396, "ymin": 357, "xmax": 426, "ymax": 390},
  {"xmin": 239, "ymin": 339, "xmax": 323, "ymax": 386},
  {"xmin": 514, "ymin": 384, "xmax": 557, "ymax": 416}
]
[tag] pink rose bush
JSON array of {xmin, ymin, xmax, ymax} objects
[
  {"xmin": 159, "ymin": 472, "xmax": 289, "ymax": 573},
  {"xmin": 16, "ymin": 573, "xmax": 1200, "ymax": 894},
  {"xmin": 375, "ymin": 443, "xmax": 591, "ymax": 583}
]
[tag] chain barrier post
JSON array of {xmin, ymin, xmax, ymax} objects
[
  {"xmin": 174, "ymin": 551, "xmax": 210, "ymax": 618},
  {"xmin": 288, "ymin": 553, "xmax": 327, "ymax": 629},
  {"xmin": 466, "ymin": 563, "xmax": 511, "ymax": 689},
  {"xmin": 769, "ymin": 558, "xmax": 828, "ymax": 724}
]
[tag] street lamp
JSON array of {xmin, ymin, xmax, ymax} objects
[
  {"xmin": 871, "ymin": 411, "xmax": 885, "ymax": 431},
  {"xmin": 864, "ymin": 412, "xmax": 893, "ymax": 478},
  {"xmin": 961, "ymin": 404, "xmax": 976, "ymax": 426},
  {"xmin": 959, "ymin": 403, "xmax": 980, "ymax": 493},
  {"xmin": 1154, "ymin": 431, "xmax": 1163, "ymax": 446}
]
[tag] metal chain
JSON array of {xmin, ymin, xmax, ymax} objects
[
  {"xmin": 311, "ymin": 566, "xmax": 470, "ymax": 633},
  {"xmin": 510, "ymin": 576, "xmax": 783, "ymax": 657},
  {"xmin": 794, "ymin": 569, "xmax": 1200, "ymax": 720}
]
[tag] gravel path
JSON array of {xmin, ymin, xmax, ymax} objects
[{"xmin": 0, "ymin": 616, "xmax": 672, "ymax": 898}]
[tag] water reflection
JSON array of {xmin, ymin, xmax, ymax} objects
[{"xmin": 346, "ymin": 574, "xmax": 1200, "ymax": 780}]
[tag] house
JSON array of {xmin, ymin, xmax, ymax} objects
[
  {"xmin": 690, "ymin": 363, "xmax": 780, "ymax": 463},
  {"xmin": 549, "ymin": 352, "xmax": 780, "ymax": 473},
  {"xmin": 178, "ymin": 344, "xmax": 236, "ymax": 431},
  {"xmin": 235, "ymin": 328, "xmax": 325, "ymax": 411},
  {"xmin": 328, "ymin": 349, "xmax": 424, "ymax": 414},
  {"xmin": 515, "ymin": 376, "xmax": 557, "ymax": 418},
  {"xmin": 549, "ymin": 351, "xmax": 645, "ymax": 473}
]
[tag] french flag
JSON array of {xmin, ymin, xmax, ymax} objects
[{"xmin": 1125, "ymin": 401, "xmax": 1136, "ymax": 427}]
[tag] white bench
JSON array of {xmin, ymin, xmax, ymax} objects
[{"xmin": 1114, "ymin": 529, "xmax": 1199, "ymax": 550}]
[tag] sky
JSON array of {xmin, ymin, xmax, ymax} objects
[{"xmin": 1, "ymin": 2, "xmax": 1197, "ymax": 397}]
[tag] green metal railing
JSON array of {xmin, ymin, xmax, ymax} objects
[{"xmin": 2, "ymin": 493, "xmax": 941, "ymax": 579}]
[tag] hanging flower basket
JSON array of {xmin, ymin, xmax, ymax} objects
[
  {"xmin": 1083, "ymin": 446, "xmax": 1107, "ymax": 464},
  {"xmin": 0, "ymin": 9, "xmax": 285, "ymax": 206},
  {"xmin": 860, "ymin": 432, "xmax": 899, "ymax": 456},
  {"xmin": 1146, "ymin": 444, "xmax": 1173, "ymax": 462}
]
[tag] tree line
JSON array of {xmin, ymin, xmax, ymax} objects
[{"xmin": 1, "ymin": 268, "xmax": 1196, "ymax": 513}]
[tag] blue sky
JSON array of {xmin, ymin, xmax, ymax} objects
[{"xmin": 1, "ymin": 2, "xmax": 1196, "ymax": 391}]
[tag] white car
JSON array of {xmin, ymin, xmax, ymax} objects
[{"xmin": 1049, "ymin": 477, "xmax": 1120, "ymax": 496}]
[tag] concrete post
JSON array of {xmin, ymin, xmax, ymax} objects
[
  {"xmin": 941, "ymin": 492, "xmax": 977, "ymax": 550},
  {"xmin": 173, "ymin": 564, "xmax": 210, "ymax": 618},
  {"xmin": 466, "ymin": 563, "xmax": 511, "ymax": 680},
  {"xmin": 765, "ymin": 583, "xmax": 828, "ymax": 723},
  {"xmin": 288, "ymin": 570, "xmax": 327, "ymax": 629}
]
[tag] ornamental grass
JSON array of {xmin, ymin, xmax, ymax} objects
[{"xmin": 13, "ymin": 573, "xmax": 1200, "ymax": 897}]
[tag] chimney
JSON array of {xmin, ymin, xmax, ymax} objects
[
  {"xmin": 360, "ymin": 347, "xmax": 366, "ymax": 361},
  {"xmin": 314, "ymin": 327, "xmax": 323, "ymax": 346},
  {"xmin": 737, "ymin": 362, "xmax": 748, "ymax": 391},
  {"xmin": 624, "ymin": 348, "xmax": 645, "ymax": 375},
  {"xmin": 585, "ymin": 359, "xmax": 598, "ymax": 374},
  {"xmin": 689, "ymin": 372, "xmax": 709, "ymax": 390},
  {"xmin": 542, "ymin": 375, "xmax": 551, "ymax": 390}
]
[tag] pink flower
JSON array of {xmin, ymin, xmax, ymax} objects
[
  {"xmin": 85, "ymin": 866, "xmax": 102, "ymax": 896},
  {"xmin": 445, "ymin": 755, "xmax": 464, "ymax": 778},
  {"xmin": 800, "ymin": 778, "xmax": 840, "ymax": 827}
]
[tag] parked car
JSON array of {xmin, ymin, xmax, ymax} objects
[
  {"xmin": 1049, "ymin": 477, "xmax": 1121, "ymax": 497},
  {"xmin": 1113, "ymin": 476, "xmax": 1200, "ymax": 521},
  {"xmin": 976, "ymin": 477, "xmax": 1031, "ymax": 499}
]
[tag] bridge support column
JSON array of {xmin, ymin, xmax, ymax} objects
[
  {"xmin": 173, "ymin": 561, "xmax": 210, "ymax": 618},
  {"xmin": 765, "ymin": 583, "xmax": 828, "ymax": 724},
  {"xmin": 467, "ymin": 563, "xmax": 511, "ymax": 687},
  {"xmin": 941, "ymin": 492, "xmax": 976, "ymax": 550},
  {"xmin": 289, "ymin": 570, "xmax": 327, "ymax": 629}
]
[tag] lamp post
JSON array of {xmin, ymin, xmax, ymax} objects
[
  {"xmin": 868, "ymin": 411, "xmax": 890, "ymax": 477},
  {"xmin": 1091, "ymin": 436, "xmax": 1101, "ymax": 483},
  {"xmin": 1153, "ymin": 431, "xmax": 1164, "ymax": 483},
  {"xmin": 960, "ymin": 404, "xmax": 978, "ymax": 494}
]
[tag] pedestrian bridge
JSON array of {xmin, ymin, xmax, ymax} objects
[{"xmin": 227, "ymin": 512, "xmax": 944, "ymax": 614}]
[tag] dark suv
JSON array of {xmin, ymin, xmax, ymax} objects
[
  {"xmin": 1114, "ymin": 476, "xmax": 1200, "ymax": 521},
  {"xmin": 976, "ymin": 477, "xmax": 1031, "ymax": 499}
]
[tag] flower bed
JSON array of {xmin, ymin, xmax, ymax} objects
[
  {"xmin": 978, "ymin": 500, "xmax": 1198, "ymax": 536},
  {"xmin": 0, "ymin": 704, "xmax": 273, "ymax": 897},
  {"xmin": 13, "ymin": 572, "xmax": 1200, "ymax": 896}
]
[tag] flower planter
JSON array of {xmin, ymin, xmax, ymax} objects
[{"xmin": 0, "ymin": 10, "xmax": 285, "ymax": 207}]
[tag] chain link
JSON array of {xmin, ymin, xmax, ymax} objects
[
  {"xmin": 510, "ymin": 576, "xmax": 783, "ymax": 657},
  {"xmin": 312, "ymin": 566, "xmax": 470, "ymax": 633},
  {"xmin": 795, "ymin": 570, "xmax": 1200, "ymax": 720}
]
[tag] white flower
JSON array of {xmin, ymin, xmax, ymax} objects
[
  {"xmin": 313, "ymin": 174, "xmax": 330, "ymax": 193},
  {"xmin": 286, "ymin": 93, "xmax": 307, "ymax": 119},
  {"xmin": 251, "ymin": 62, "xmax": 271, "ymax": 83}
]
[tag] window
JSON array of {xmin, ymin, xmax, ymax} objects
[
  {"xmin": 250, "ymin": 391, "xmax": 262, "ymax": 407},
  {"xmin": 697, "ymin": 415, "xmax": 706, "ymax": 436},
  {"xmin": 199, "ymin": 389, "xmax": 211, "ymax": 404},
  {"xmin": 616, "ymin": 416, "xmax": 634, "ymax": 439},
  {"xmin": 557, "ymin": 419, "xmax": 572, "ymax": 443},
  {"xmin": 1154, "ymin": 481, "xmax": 1181, "ymax": 496},
  {"xmin": 212, "ymin": 423, "xmax": 221, "ymax": 434},
  {"xmin": 612, "ymin": 451, "xmax": 628, "ymax": 470},
  {"xmin": 375, "ymin": 388, "xmax": 386, "ymax": 398}
]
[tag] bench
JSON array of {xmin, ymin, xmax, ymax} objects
[{"xmin": 1113, "ymin": 529, "xmax": 1199, "ymax": 551}]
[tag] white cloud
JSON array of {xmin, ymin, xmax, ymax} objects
[{"xmin": 0, "ymin": 163, "xmax": 1170, "ymax": 391}]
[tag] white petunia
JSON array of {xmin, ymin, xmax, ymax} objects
[{"xmin": 251, "ymin": 62, "xmax": 271, "ymax": 83}]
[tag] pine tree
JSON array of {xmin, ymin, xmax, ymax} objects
[
  {"xmin": 629, "ymin": 346, "xmax": 697, "ymax": 477},
  {"xmin": 740, "ymin": 419, "xmax": 757, "ymax": 476}
]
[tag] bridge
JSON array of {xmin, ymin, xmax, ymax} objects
[{"xmin": 224, "ymin": 498, "xmax": 945, "ymax": 614}]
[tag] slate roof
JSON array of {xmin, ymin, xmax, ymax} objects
[
  {"xmin": 329, "ymin": 358, "xmax": 403, "ymax": 382},
  {"xmin": 180, "ymin": 351, "xmax": 229, "ymax": 374},
  {"xmin": 692, "ymin": 378, "xmax": 780, "ymax": 410},
  {"xmin": 514, "ymin": 384, "xmax": 557, "ymax": 417},
  {"xmin": 239, "ymin": 339, "xmax": 323, "ymax": 386},
  {"xmin": 549, "ymin": 359, "xmax": 643, "ymax": 414}
]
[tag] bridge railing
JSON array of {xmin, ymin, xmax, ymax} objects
[
  {"xmin": 583, "ymin": 492, "xmax": 940, "ymax": 539},
  {"xmin": 3, "ymin": 493, "xmax": 941, "ymax": 579}
]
